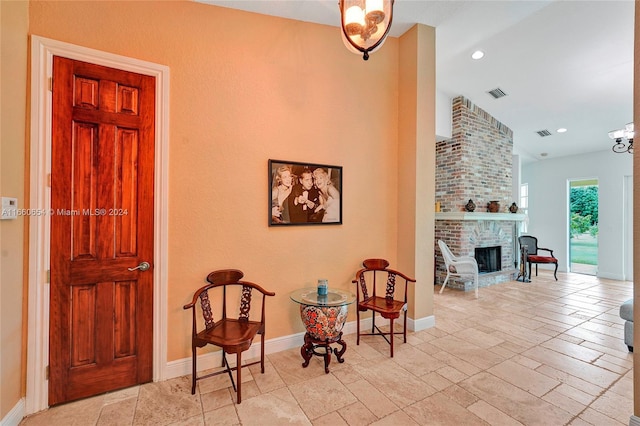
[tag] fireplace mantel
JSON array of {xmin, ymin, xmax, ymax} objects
[{"xmin": 435, "ymin": 212, "xmax": 526, "ymax": 222}]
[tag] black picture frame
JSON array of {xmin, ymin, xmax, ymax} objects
[{"xmin": 269, "ymin": 159, "xmax": 343, "ymax": 226}]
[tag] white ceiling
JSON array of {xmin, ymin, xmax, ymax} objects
[{"xmin": 200, "ymin": 0, "xmax": 635, "ymax": 163}]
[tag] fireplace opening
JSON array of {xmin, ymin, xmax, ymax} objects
[{"xmin": 475, "ymin": 246, "xmax": 501, "ymax": 273}]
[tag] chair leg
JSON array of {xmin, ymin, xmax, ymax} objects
[
  {"xmin": 389, "ymin": 318, "xmax": 395, "ymax": 357},
  {"xmin": 371, "ymin": 311, "xmax": 376, "ymax": 333},
  {"xmin": 553, "ymin": 262, "xmax": 558, "ymax": 281},
  {"xmin": 236, "ymin": 352, "xmax": 242, "ymax": 404},
  {"xmin": 191, "ymin": 344, "xmax": 197, "ymax": 395},
  {"xmin": 260, "ymin": 331, "xmax": 265, "ymax": 373},
  {"xmin": 356, "ymin": 308, "xmax": 361, "ymax": 346},
  {"xmin": 535, "ymin": 264, "xmax": 538, "ymax": 277},
  {"xmin": 403, "ymin": 308, "xmax": 407, "ymax": 343},
  {"xmin": 222, "ymin": 353, "xmax": 236, "ymax": 392},
  {"xmin": 439, "ymin": 273, "xmax": 450, "ymax": 294},
  {"xmin": 474, "ymin": 271, "xmax": 478, "ymax": 298}
]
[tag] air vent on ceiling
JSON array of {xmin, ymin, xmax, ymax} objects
[
  {"xmin": 487, "ymin": 87, "xmax": 508, "ymax": 99},
  {"xmin": 536, "ymin": 129, "xmax": 552, "ymax": 137}
]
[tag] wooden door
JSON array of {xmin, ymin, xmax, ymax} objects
[{"xmin": 49, "ymin": 56, "xmax": 155, "ymax": 405}]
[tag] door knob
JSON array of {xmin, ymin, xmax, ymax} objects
[{"xmin": 128, "ymin": 261, "xmax": 150, "ymax": 272}]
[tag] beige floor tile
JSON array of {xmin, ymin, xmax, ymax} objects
[
  {"xmin": 312, "ymin": 411, "xmax": 348, "ymax": 425},
  {"xmin": 442, "ymin": 384, "xmax": 478, "ymax": 408},
  {"xmin": 344, "ymin": 379, "xmax": 399, "ymax": 418},
  {"xmin": 523, "ymin": 345, "xmax": 619, "ymax": 388},
  {"xmin": 96, "ymin": 397, "xmax": 137, "ymax": 426},
  {"xmin": 540, "ymin": 337, "xmax": 603, "ymax": 363},
  {"xmin": 578, "ymin": 407, "xmax": 627, "ymax": 426},
  {"xmin": 488, "ymin": 359, "xmax": 560, "ymax": 397},
  {"xmin": 21, "ymin": 395, "xmax": 104, "ymax": 426},
  {"xmin": 588, "ymin": 389, "xmax": 634, "ymax": 424},
  {"xmin": 288, "ymin": 373, "xmax": 357, "ymax": 420},
  {"xmin": 203, "ymin": 405, "xmax": 239, "ymax": 426},
  {"xmin": 404, "ymin": 392, "xmax": 489, "ymax": 425},
  {"xmin": 467, "ymin": 400, "xmax": 524, "ymax": 426},
  {"xmin": 200, "ymin": 388, "xmax": 234, "ymax": 412},
  {"xmin": 541, "ymin": 389, "xmax": 586, "ymax": 415},
  {"xmin": 337, "ymin": 401, "xmax": 378, "ymax": 426},
  {"xmin": 352, "ymin": 359, "xmax": 437, "ymax": 408},
  {"xmin": 369, "ymin": 410, "xmax": 421, "ymax": 426},
  {"xmin": 554, "ymin": 383, "xmax": 596, "ymax": 406},
  {"xmin": 460, "ymin": 372, "xmax": 574, "ymax": 425},
  {"xmin": 133, "ymin": 376, "xmax": 202, "ymax": 425},
  {"xmin": 169, "ymin": 414, "xmax": 205, "ymax": 425},
  {"xmin": 420, "ymin": 371, "xmax": 454, "ymax": 391},
  {"xmin": 235, "ymin": 388, "xmax": 312, "ymax": 426},
  {"xmin": 535, "ymin": 364, "xmax": 604, "ymax": 397},
  {"xmin": 18, "ymin": 273, "xmax": 634, "ymax": 426}
]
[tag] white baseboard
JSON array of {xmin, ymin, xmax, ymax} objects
[
  {"xmin": 598, "ymin": 271, "xmax": 625, "ymax": 281},
  {"xmin": 629, "ymin": 415, "xmax": 640, "ymax": 426},
  {"xmin": 0, "ymin": 398, "xmax": 25, "ymax": 426},
  {"xmin": 165, "ymin": 315, "xmax": 434, "ymax": 380}
]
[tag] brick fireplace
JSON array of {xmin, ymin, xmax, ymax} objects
[{"xmin": 435, "ymin": 96, "xmax": 524, "ymax": 291}]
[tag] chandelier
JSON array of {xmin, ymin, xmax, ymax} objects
[
  {"xmin": 608, "ymin": 122, "xmax": 634, "ymax": 154},
  {"xmin": 339, "ymin": 0, "xmax": 394, "ymax": 61}
]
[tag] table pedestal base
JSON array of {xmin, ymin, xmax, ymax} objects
[{"xmin": 300, "ymin": 332, "xmax": 346, "ymax": 374}]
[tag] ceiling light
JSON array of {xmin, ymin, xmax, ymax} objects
[
  {"xmin": 609, "ymin": 122, "xmax": 634, "ymax": 154},
  {"xmin": 557, "ymin": 128, "xmax": 567, "ymax": 133},
  {"xmin": 340, "ymin": 0, "xmax": 394, "ymax": 61},
  {"xmin": 471, "ymin": 50, "xmax": 485, "ymax": 60}
]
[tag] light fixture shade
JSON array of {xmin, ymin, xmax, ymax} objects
[
  {"xmin": 609, "ymin": 129, "xmax": 625, "ymax": 139},
  {"xmin": 339, "ymin": 0, "xmax": 394, "ymax": 60}
]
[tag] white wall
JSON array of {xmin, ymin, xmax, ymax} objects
[{"xmin": 522, "ymin": 149, "xmax": 633, "ymax": 280}]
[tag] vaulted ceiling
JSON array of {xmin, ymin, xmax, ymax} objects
[{"xmin": 201, "ymin": 1, "xmax": 634, "ymax": 163}]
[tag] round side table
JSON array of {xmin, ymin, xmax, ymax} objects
[{"xmin": 290, "ymin": 288, "xmax": 356, "ymax": 373}]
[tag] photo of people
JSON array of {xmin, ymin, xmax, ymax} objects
[{"xmin": 269, "ymin": 160, "xmax": 342, "ymax": 226}]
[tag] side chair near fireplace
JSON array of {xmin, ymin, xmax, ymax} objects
[
  {"xmin": 352, "ymin": 259, "xmax": 416, "ymax": 357},
  {"xmin": 518, "ymin": 235, "xmax": 558, "ymax": 281},
  {"xmin": 183, "ymin": 269, "xmax": 275, "ymax": 403},
  {"xmin": 437, "ymin": 240, "xmax": 479, "ymax": 298}
]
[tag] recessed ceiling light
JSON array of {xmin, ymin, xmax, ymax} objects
[
  {"xmin": 471, "ymin": 50, "xmax": 485, "ymax": 60},
  {"xmin": 557, "ymin": 128, "xmax": 567, "ymax": 133}
]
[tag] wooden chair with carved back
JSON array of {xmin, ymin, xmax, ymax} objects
[
  {"xmin": 352, "ymin": 259, "xmax": 416, "ymax": 357},
  {"xmin": 183, "ymin": 269, "xmax": 275, "ymax": 403},
  {"xmin": 518, "ymin": 235, "xmax": 558, "ymax": 281}
]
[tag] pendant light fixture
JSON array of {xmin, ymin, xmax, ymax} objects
[{"xmin": 339, "ymin": 0, "xmax": 394, "ymax": 60}]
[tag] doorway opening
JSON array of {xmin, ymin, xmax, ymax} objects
[{"xmin": 569, "ymin": 179, "xmax": 598, "ymax": 275}]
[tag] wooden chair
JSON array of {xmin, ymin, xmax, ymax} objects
[
  {"xmin": 352, "ymin": 259, "xmax": 416, "ymax": 357},
  {"xmin": 438, "ymin": 240, "xmax": 479, "ymax": 298},
  {"xmin": 518, "ymin": 235, "xmax": 558, "ymax": 281},
  {"xmin": 183, "ymin": 269, "xmax": 275, "ymax": 403}
]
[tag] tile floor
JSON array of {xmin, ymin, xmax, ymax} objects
[{"xmin": 20, "ymin": 271, "xmax": 634, "ymax": 425}]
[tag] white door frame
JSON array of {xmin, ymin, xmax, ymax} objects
[
  {"xmin": 624, "ymin": 175, "xmax": 634, "ymax": 281},
  {"xmin": 26, "ymin": 35, "xmax": 170, "ymax": 414}
]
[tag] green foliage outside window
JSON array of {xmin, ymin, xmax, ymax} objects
[{"xmin": 570, "ymin": 186, "xmax": 598, "ymax": 239}]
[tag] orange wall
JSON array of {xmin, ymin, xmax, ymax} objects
[
  {"xmin": 1, "ymin": 0, "xmax": 29, "ymax": 418},
  {"xmin": 27, "ymin": 0, "xmax": 426, "ymax": 363}
]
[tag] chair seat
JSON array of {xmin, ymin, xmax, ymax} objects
[
  {"xmin": 527, "ymin": 255, "xmax": 557, "ymax": 263},
  {"xmin": 358, "ymin": 297, "xmax": 406, "ymax": 319},
  {"xmin": 195, "ymin": 319, "xmax": 262, "ymax": 352}
]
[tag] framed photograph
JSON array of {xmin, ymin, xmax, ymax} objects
[{"xmin": 269, "ymin": 159, "xmax": 342, "ymax": 226}]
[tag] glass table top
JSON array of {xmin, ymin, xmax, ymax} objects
[{"xmin": 290, "ymin": 287, "xmax": 356, "ymax": 307}]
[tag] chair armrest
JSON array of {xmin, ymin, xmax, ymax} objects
[
  {"xmin": 538, "ymin": 248, "xmax": 555, "ymax": 257},
  {"xmin": 450, "ymin": 257, "xmax": 477, "ymax": 266}
]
